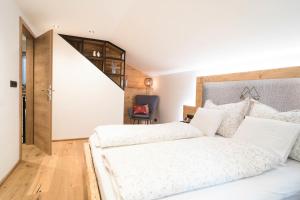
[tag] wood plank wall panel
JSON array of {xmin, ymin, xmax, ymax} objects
[
  {"xmin": 183, "ymin": 66, "xmax": 300, "ymax": 118},
  {"xmin": 124, "ymin": 65, "xmax": 149, "ymax": 124},
  {"xmin": 125, "ymin": 65, "xmax": 147, "ymax": 89}
]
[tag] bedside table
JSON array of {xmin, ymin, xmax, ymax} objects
[
  {"xmin": 181, "ymin": 114, "xmax": 194, "ymax": 123},
  {"xmin": 183, "ymin": 105, "xmax": 197, "ymax": 120}
]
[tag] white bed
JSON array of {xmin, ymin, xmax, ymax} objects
[
  {"xmin": 86, "ymin": 70, "xmax": 300, "ymax": 200},
  {"xmin": 89, "ymin": 134, "xmax": 300, "ymax": 200}
]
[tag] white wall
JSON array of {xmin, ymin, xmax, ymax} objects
[
  {"xmin": 52, "ymin": 34, "xmax": 124, "ymax": 140},
  {"xmin": 153, "ymin": 71, "xmax": 197, "ymax": 123},
  {"xmin": 0, "ymin": 0, "xmax": 23, "ymax": 181}
]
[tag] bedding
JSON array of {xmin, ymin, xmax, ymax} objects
[
  {"xmin": 101, "ymin": 137, "xmax": 281, "ymax": 200},
  {"xmin": 94, "ymin": 122, "xmax": 203, "ymax": 148},
  {"xmin": 163, "ymin": 159, "xmax": 300, "ymax": 200},
  {"xmin": 89, "ymin": 134, "xmax": 300, "ymax": 200},
  {"xmin": 190, "ymin": 108, "xmax": 225, "ymax": 136},
  {"xmin": 234, "ymin": 116, "xmax": 300, "ymax": 163},
  {"xmin": 248, "ymin": 101, "xmax": 300, "ymax": 161},
  {"xmin": 204, "ymin": 99, "xmax": 250, "ymax": 137}
]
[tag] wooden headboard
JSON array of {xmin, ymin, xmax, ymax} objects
[{"xmin": 183, "ymin": 66, "xmax": 300, "ymax": 119}]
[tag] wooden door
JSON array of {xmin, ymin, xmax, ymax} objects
[{"xmin": 34, "ymin": 30, "xmax": 53, "ymax": 155}]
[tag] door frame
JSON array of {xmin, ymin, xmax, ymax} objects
[{"xmin": 19, "ymin": 17, "xmax": 36, "ymax": 160}]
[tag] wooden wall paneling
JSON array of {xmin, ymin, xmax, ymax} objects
[
  {"xmin": 124, "ymin": 65, "xmax": 149, "ymax": 124},
  {"xmin": 125, "ymin": 65, "xmax": 148, "ymax": 89}
]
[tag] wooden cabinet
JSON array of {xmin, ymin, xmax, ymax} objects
[{"xmin": 60, "ymin": 34, "xmax": 126, "ymax": 89}]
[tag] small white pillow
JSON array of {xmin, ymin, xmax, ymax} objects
[
  {"xmin": 248, "ymin": 99, "xmax": 278, "ymax": 117},
  {"xmin": 204, "ymin": 99, "xmax": 250, "ymax": 137},
  {"xmin": 190, "ymin": 108, "xmax": 225, "ymax": 137},
  {"xmin": 235, "ymin": 116, "xmax": 300, "ymax": 163}
]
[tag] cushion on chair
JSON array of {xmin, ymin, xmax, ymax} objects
[{"xmin": 133, "ymin": 104, "xmax": 149, "ymax": 115}]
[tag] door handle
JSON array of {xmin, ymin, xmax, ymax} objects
[{"xmin": 41, "ymin": 85, "xmax": 55, "ymax": 101}]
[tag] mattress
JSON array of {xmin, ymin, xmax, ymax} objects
[{"xmin": 89, "ymin": 134, "xmax": 300, "ymax": 200}]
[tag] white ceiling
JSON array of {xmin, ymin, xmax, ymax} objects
[{"xmin": 17, "ymin": 0, "xmax": 300, "ymax": 76}]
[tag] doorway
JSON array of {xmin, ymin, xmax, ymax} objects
[
  {"xmin": 19, "ymin": 18, "xmax": 53, "ymax": 156},
  {"xmin": 21, "ymin": 35, "xmax": 26, "ymax": 143},
  {"xmin": 20, "ymin": 19, "xmax": 34, "ymax": 147}
]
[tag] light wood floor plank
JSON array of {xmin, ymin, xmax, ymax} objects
[{"xmin": 0, "ymin": 140, "xmax": 88, "ymax": 200}]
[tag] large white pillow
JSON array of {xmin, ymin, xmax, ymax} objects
[
  {"xmin": 190, "ymin": 108, "xmax": 225, "ymax": 137},
  {"xmin": 204, "ymin": 99, "xmax": 250, "ymax": 137},
  {"xmin": 269, "ymin": 111, "xmax": 300, "ymax": 162},
  {"xmin": 235, "ymin": 116, "xmax": 300, "ymax": 163},
  {"xmin": 248, "ymin": 101, "xmax": 300, "ymax": 161}
]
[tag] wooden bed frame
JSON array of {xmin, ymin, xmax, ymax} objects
[
  {"xmin": 84, "ymin": 66, "xmax": 300, "ymax": 200},
  {"xmin": 84, "ymin": 143, "xmax": 101, "ymax": 200}
]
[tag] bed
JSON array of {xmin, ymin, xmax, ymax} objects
[
  {"xmin": 88, "ymin": 134, "xmax": 300, "ymax": 200},
  {"xmin": 84, "ymin": 66, "xmax": 300, "ymax": 200}
]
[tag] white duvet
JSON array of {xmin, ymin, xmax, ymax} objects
[
  {"xmin": 102, "ymin": 137, "xmax": 281, "ymax": 200},
  {"xmin": 94, "ymin": 122, "xmax": 203, "ymax": 148}
]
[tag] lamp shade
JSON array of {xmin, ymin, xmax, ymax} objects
[{"xmin": 144, "ymin": 78, "xmax": 153, "ymax": 88}]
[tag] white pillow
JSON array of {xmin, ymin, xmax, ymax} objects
[
  {"xmin": 204, "ymin": 99, "xmax": 250, "ymax": 137},
  {"xmin": 190, "ymin": 108, "xmax": 225, "ymax": 137},
  {"xmin": 235, "ymin": 116, "xmax": 300, "ymax": 163},
  {"xmin": 269, "ymin": 111, "xmax": 300, "ymax": 162},
  {"xmin": 248, "ymin": 99, "xmax": 278, "ymax": 117},
  {"xmin": 248, "ymin": 101, "xmax": 300, "ymax": 161}
]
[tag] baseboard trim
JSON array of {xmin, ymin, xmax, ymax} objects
[
  {"xmin": 52, "ymin": 137, "xmax": 88, "ymax": 142},
  {"xmin": 0, "ymin": 160, "xmax": 20, "ymax": 186}
]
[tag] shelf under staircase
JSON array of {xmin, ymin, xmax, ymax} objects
[{"xmin": 60, "ymin": 34, "xmax": 126, "ymax": 90}]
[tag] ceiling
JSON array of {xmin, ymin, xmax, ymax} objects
[{"xmin": 17, "ymin": 0, "xmax": 300, "ymax": 76}]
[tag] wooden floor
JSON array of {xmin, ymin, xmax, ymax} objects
[{"xmin": 0, "ymin": 140, "xmax": 88, "ymax": 200}]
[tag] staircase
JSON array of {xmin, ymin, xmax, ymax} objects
[{"xmin": 60, "ymin": 34, "xmax": 126, "ymax": 89}]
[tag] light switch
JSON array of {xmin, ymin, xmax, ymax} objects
[{"xmin": 10, "ymin": 80, "xmax": 18, "ymax": 88}]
